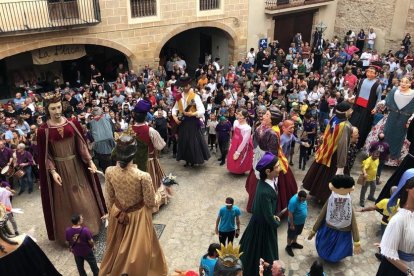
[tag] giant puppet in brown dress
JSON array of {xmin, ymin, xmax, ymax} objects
[{"xmin": 37, "ymin": 92, "xmax": 106, "ymax": 244}]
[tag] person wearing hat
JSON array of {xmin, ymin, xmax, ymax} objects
[
  {"xmin": 376, "ymin": 168, "xmax": 414, "ymax": 275},
  {"xmin": 308, "ymin": 175, "xmax": 361, "ymax": 263},
  {"xmin": 37, "ymin": 92, "xmax": 106, "ymax": 244},
  {"xmin": 348, "ymin": 65, "xmax": 382, "ymax": 149},
  {"xmin": 87, "ymin": 107, "xmax": 115, "ymax": 173},
  {"xmin": 303, "ymin": 101, "xmax": 353, "ymax": 203},
  {"xmin": 100, "ymin": 135, "xmax": 168, "ymax": 276},
  {"xmin": 128, "ymin": 100, "xmax": 168, "ymax": 209},
  {"xmin": 240, "ymin": 152, "xmax": 282, "ymax": 276},
  {"xmin": 245, "ymin": 106, "xmax": 298, "ymax": 215},
  {"xmin": 172, "ymin": 76, "xmax": 210, "ymax": 167}
]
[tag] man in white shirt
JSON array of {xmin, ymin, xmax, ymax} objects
[
  {"xmin": 360, "ymin": 49, "xmax": 373, "ymax": 69},
  {"xmin": 213, "ymin": 57, "xmax": 224, "ymax": 72},
  {"xmin": 367, "ymin": 28, "xmax": 376, "ymax": 50},
  {"xmin": 387, "ymin": 57, "xmax": 399, "ymax": 73},
  {"xmin": 247, "ymin": 48, "xmax": 256, "ymax": 65},
  {"xmin": 175, "ymin": 56, "xmax": 186, "ymax": 70}
]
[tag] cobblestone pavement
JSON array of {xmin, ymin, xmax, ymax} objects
[{"xmin": 12, "ymin": 149, "xmax": 392, "ymax": 275}]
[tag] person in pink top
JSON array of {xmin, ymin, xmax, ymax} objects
[
  {"xmin": 227, "ymin": 109, "xmax": 253, "ymax": 174},
  {"xmin": 345, "ymin": 42, "xmax": 360, "ymax": 56},
  {"xmin": 344, "ymin": 68, "xmax": 358, "ymax": 91}
]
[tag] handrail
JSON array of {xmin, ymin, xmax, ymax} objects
[{"xmin": 0, "ymin": 0, "xmax": 101, "ymax": 35}]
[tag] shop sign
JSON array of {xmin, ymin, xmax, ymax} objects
[{"xmin": 32, "ymin": 45, "xmax": 86, "ymax": 65}]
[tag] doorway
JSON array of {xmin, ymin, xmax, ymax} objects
[
  {"xmin": 159, "ymin": 27, "xmax": 234, "ymax": 75},
  {"xmin": 273, "ymin": 9, "xmax": 316, "ymax": 50}
]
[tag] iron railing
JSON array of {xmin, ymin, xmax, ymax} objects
[
  {"xmin": 0, "ymin": 0, "xmax": 101, "ymax": 35},
  {"xmin": 200, "ymin": 0, "xmax": 220, "ymax": 11},
  {"xmin": 130, "ymin": 0, "xmax": 157, "ymax": 18},
  {"xmin": 265, "ymin": 0, "xmax": 333, "ymax": 10}
]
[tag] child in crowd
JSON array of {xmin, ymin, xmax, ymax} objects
[
  {"xmin": 199, "ymin": 243, "xmax": 220, "ymax": 276},
  {"xmin": 360, "ymin": 150, "xmax": 380, "ymax": 207},
  {"xmin": 154, "ymin": 108, "xmax": 168, "ymax": 145},
  {"xmin": 299, "ymin": 131, "xmax": 309, "ymax": 171},
  {"xmin": 215, "ymin": 116, "xmax": 232, "ymax": 166},
  {"xmin": 206, "ymin": 114, "xmax": 218, "ymax": 153}
]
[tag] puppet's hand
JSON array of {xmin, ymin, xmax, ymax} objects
[
  {"xmin": 336, "ymin": 167, "xmax": 344, "ymax": 175},
  {"xmin": 88, "ymin": 161, "xmax": 97, "ymax": 174},
  {"xmin": 52, "ymin": 171, "xmax": 62, "ymax": 186},
  {"xmin": 354, "ymin": 244, "xmax": 362, "ymax": 254}
]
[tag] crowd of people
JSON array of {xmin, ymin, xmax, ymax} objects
[{"xmin": 0, "ymin": 27, "xmax": 414, "ymax": 276}]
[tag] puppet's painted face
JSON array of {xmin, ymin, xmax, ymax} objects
[
  {"xmin": 283, "ymin": 120, "xmax": 294, "ymax": 135},
  {"xmin": 366, "ymin": 68, "xmax": 377, "ymax": 80},
  {"xmin": 48, "ymin": 102, "xmax": 62, "ymax": 120}
]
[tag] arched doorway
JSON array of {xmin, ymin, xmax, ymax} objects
[
  {"xmin": 159, "ymin": 27, "xmax": 234, "ymax": 75},
  {"xmin": 0, "ymin": 44, "xmax": 129, "ymax": 98}
]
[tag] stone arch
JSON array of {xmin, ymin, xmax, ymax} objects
[
  {"xmin": 155, "ymin": 21, "xmax": 238, "ymax": 62},
  {"xmin": 0, "ymin": 37, "xmax": 135, "ymax": 66}
]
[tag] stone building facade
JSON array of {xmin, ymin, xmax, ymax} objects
[
  {"xmin": 334, "ymin": 0, "xmax": 414, "ymax": 53},
  {"xmin": 0, "ymin": 0, "xmax": 249, "ymax": 82}
]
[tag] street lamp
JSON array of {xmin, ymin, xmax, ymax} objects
[{"xmin": 315, "ymin": 22, "xmax": 327, "ymax": 33}]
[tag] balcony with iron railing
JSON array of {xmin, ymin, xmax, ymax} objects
[
  {"xmin": 265, "ymin": 0, "xmax": 334, "ymax": 12},
  {"xmin": 0, "ymin": 0, "xmax": 101, "ymax": 36}
]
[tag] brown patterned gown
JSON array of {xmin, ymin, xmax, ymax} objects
[{"xmin": 99, "ymin": 163, "xmax": 168, "ymax": 276}]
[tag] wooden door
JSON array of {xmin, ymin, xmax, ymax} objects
[
  {"xmin": 274, "ymin": 9, "xmax": 316, "ymax": 51},
  {"xmin": 48, "ymin": 0, "xmax": 79, "ymax": 21}
]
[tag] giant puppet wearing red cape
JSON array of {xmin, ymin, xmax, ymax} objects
[{"xmin": 38, "ymin": 95, "xmax": 106, "ymax": 244}]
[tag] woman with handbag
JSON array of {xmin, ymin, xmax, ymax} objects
[{"xmin": 65, "ymin": 214, "xmax": 99, "ymax": 276}]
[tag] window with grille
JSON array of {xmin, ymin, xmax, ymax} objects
[
  {"xmin": 199, "ymin": 0, "xmax": 220, "ymax": 11},
  {"xmin": 130, "ymin": 0, "xmax": 157, "ymax": 18}
]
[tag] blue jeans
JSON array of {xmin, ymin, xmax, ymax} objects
[{"xmin": 18, "ymin": 166, "xmax": 33, "ymax": 192}]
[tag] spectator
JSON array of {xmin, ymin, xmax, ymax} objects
[
  {"xmin": 360, "ymin": 150, "xmax": 380, "ymax": 207},
  {"xmin": 369, "ymin": 132, "xmax": 390, "ymax": 185},
  {"xmin": 65, "ymin": 214, "xmax": 99, "ymax": 276},
  {"xmin": 216, "ymin": 116, "xmax": 232, "ymax": 166},
  {"xmin": 285, "ymin": 190, "xmax": 308, "ymax": 257},
  {"xmin": 199, "ymin": 243, "xmax": 220, "ymax": 276},
  {"xmin": 215, "ymin": 197, "xmax": 241, "ymax": 246},
  {"xmin": 15, "ymin": 143, "xmax": 34, "ymax": 195}
]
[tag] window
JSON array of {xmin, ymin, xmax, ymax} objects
[
  {"xmin": 130, "ymin": 0, "xmax": 157, "ymax": 18},
  {"xmin": 199, "ymin": 0, "xmax": 220, "ymax": 11}
]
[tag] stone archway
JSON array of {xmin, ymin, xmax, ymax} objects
[
  {"xmin": 0, "ymin": 37, "xmax": 135, "ymax": 66},
  {"xmin": 156, "ymin": 22, "xmax": 237, "ymax": 69}
]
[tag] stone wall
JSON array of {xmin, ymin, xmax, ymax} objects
[
  {"xmin": 0, "ymin": 0, "xmax": 249, "ymax": 70},
  {"xmin": 334, "ymin": 0, "xmax": 414, "ymax": 53}
]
